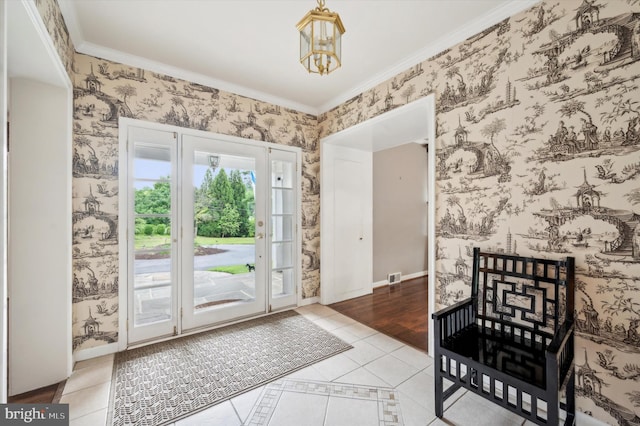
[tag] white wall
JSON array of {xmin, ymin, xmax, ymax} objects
[
  {"xmin": 0, "ymin": 0, "xmax": 8, "ymax": 403},
  {"xmin": 8, "ymin": 78, "xmax": 71, "ymax": 395},
  {"xmin": 372, "ymin": 143, "xmax": 428, "ymax": 283}
]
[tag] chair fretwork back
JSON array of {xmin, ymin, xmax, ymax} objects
[{"xmin": 471, "ymin": 248, "xmax": 575, "ymax": 341}]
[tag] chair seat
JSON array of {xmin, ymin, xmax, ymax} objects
[{"xmin": 441, "ymin": 325, "xmax": 547, "ymax": 389}]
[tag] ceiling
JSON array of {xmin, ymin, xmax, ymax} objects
[
  {"xmin": 58, "ymin": 0, "xmax": 537, "ymax": 115},
  {"xmin": 8, "ymin": 0, "xmax": 68, "ymax": 87}
]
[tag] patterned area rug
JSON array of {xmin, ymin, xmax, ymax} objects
[{"xmin": 108, "ymin": 310, "xmax": 352, "ymax": 426}]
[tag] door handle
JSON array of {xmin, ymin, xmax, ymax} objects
[{"xmin": 257, "ymin": 233, "xmax": 265, "ymax": 239}]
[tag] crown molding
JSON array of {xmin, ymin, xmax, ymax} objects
[
  {"xmin": 57, "ymin": 0, "xmax": 319, "ymax": 114},
  {"xmin": 317, "ymin": 0, "xmax": 540, "ymax": 113},
  {"xmin": 56, "ymin": 0, "xmax": 83, "ymax": 48},
  {"xmin": 58, "ymin": 0, "xmax": 540, "ymax": 117},
  {"xmin": 74, "ymin": 41, "xmax": 319, "ymax": 115}
]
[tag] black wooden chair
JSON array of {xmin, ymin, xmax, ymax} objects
[{"xmin": 432, "ymin": 248, "xmax": 575, "ymax": 425}]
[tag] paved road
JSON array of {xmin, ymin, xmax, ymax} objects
[{"xmin": 134, "ymin": 244, "xmax": 256, "ymax": 274}]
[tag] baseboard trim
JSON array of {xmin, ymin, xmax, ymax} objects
[
  {"xmin": 404, "ymin": 270, "xmax": 429, "ymax": 281},
  {"xmin": 299, "ymin": 296, "xmax": 320, "ymax": 306},
  {"xmin": 372, "ymin": 280, "xmax": 388, "ymax": 288},
  {"xmin": 73, "ymin": 341, "xmax": 118, "ymax": 363},
  {"xmin": 576, "ymin": 412, "xmax": 607, "ymax": 426},
  {"xmin": 373, "ymin": 270, "xmax": 428, "ymax": 287}
]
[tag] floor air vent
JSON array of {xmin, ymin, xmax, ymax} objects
[{"xmin": 388, "ymin": 272, "xmax": 402, "ymax": 285}]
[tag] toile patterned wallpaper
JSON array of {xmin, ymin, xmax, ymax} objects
[
  {"xmin": 319, "ymin": 1, "xmax": 640, "ymax": 423},
  {"xmin": 34, "ymin": 0, "xmax": 321, "ymax": 355},
  {"xmin": 34, "ymin": 0, "xmax": 74, "ymax": 78},
  {"xmin": 70, "ymin": 53, "xmax": 320, "ymax": 351},
  {"xmin": 35, "ymin": 0, "xmax": 640, "ymax": 423}
]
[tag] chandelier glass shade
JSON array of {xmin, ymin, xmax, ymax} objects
[{"xmin": 296, "ymin": 0, "xmax": 345, "ymax": 75}]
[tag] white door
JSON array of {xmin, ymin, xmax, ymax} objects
[
  {"xmin": 321, "ymin": 144, "xmax": 372, "ymax": 304},
  {"xmin": 181, "ymin": 134, "xmax": 267, "ymax": 330},
  {"xmin": 127, "ymin": 127, "xmax": 179, "ymax": 343}
]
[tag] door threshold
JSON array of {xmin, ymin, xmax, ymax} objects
[{"xmin": 126, "ymin": 306, "xmax": 298, "ymax": 350}]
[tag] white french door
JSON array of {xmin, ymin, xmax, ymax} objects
[
  {"xmin": 180, "ymin": 135, "xmax": 267, "ymax": 330},
  {"xmin": 123, "ymin": 121, "xmax": 299, "ymax": 345},
  {"xmin": 126, "ymin": 126, "xmax": 179, "ymax": 343}
]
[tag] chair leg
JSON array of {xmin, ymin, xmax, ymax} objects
[
  {"xmin": 435, "ymin": 374, "xmax": 444, "ymax": 417},
  {"xmin": 435, "ymin": 355, "xmax": 444, "ymax": 417},
  {"xmin": 565, "ymin": 370, "xmax": 576, "ymax": 425},
  {"xmin": 547, "ymin": 392, "xmax": 559, "ymax": 426}
]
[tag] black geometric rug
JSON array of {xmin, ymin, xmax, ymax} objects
[{"xmin": 107, "ymin": 310, "xmax": 352, "ymax": 426}]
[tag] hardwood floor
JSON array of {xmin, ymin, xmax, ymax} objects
[
  {"xmin": 7, "ymin": 381, "xmax": 65, "ymax": 404},
  {"xmin": 329, "ymin": 276, "xmax": 428, "ymax": 352}
]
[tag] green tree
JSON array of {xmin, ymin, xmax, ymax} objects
[
  {"xmin": 230, "ymin": 170, "xmax": 250, "ymax": 236},
  {"xmin": 211, "ymin": 168, "xmax": 234, "ymax": 210},
  {"xmin": 134, "ymin": 178, "xmax": 171, "ymax": 225},
  {"xmin": 204, "ymin": 168, "xmax": 232, "ymax": 236},
  {"xmin": 144, "ymin": 224, "xmax": 154, "ymax": 235},
  {"xmin": 218, "ymin": 205, "xmax": 240, "ymax": 237},
  {"xmin": 194, "ymin": 168, "xmax": 215, "ymax": 236}
]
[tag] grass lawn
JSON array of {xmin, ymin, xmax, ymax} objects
[
  {"xmin": 134, "ymin": 235, "xmax": 171, "ymax": 250},
  {"xmin": 208, "ymin": 264, "xmax": 252, "ymax": 274},
  {"xmin": 135, "ymin": 235, "xmax": 253, "ymax": 250},
  {"xmin": 196, "ymin": 236, "xmax": 254, "ymax": 246}
]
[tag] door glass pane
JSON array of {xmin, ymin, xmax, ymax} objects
[
  {"xmin": 133, "ymin": 286, "xmax": 172, "ymax": 325},
  {"xmin": 133, "ymin": 143, "xmax": 173, "ymax": 327},
  {"xmin": 134, "ymin": 144, "xmax": 172, "ymax": 178},
  {"xmin": 272, "ymin": 242, "xmax": 293, "ymax": 269},
  {"xmin": 271, "ymin": 157, "xmax": 296, "ymax": 302},
  {"xmin": 191, "ymin": 151, "xmax": 257, "ymax": 311},
  {"xmin": 272, "ymin": 215, "xmax": 293, "ymax": 242},
  {"xmin": 272, "ymin": 269, "xmax": 294, "ymax": 298},
  {"xmin": 272, "ymin": 160, "xmax": 294, "ymax": 188},
  {"xmin": 272, "ymin": 189, "xmax": 294, "ymax": 214}
]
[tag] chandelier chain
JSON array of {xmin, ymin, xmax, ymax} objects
[{"xmin": 315, "ymin": 0, "xmax": 329, "ymax": 12}]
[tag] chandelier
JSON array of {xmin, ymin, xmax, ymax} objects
[{"xmin": 296, "ymin": 0, "xmax": 345, "ymax": 76}]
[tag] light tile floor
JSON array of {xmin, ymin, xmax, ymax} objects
[{"xmin": 61, "ymin": 304, "xmax": 536, "ymax": 425}]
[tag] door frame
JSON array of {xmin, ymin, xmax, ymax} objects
[
  {"xmin": 5, "ymin": 0, "xmax": 74, "ymax": 394},
  {"xmin": 118, "ymin": 118, "xmax": 302, "ymax": 350},
  {"xmin": 1, "ymin": 0, "xmax": 8, "ymax": 402},
  {"xmin": 319, "ymin": 95, "xmax": 436, "ymax": 355}
]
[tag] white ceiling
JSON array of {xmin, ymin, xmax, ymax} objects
[
  {"xmin": 58, "ymin": 0, "xmax": 537, "ymax": 115},
  {"xmin": 8, "ymin": 0, "xmax": 68, "ymax": 87},
  {"xmin": 323, "ymin": 96, "xmax": 432, "ymax": 152}
]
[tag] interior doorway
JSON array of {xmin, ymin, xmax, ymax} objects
[
  {"xmin": 5, "ymin": 0, "xmax": 73, "ymax": 397},
  {"xmin": 320, "ymin": 95, "xmax": 436, "ymax": 355}
]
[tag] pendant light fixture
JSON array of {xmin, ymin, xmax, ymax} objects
[{"xmin": 296, "ymin": 0, "xmax": 346, "ymax": 75}]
